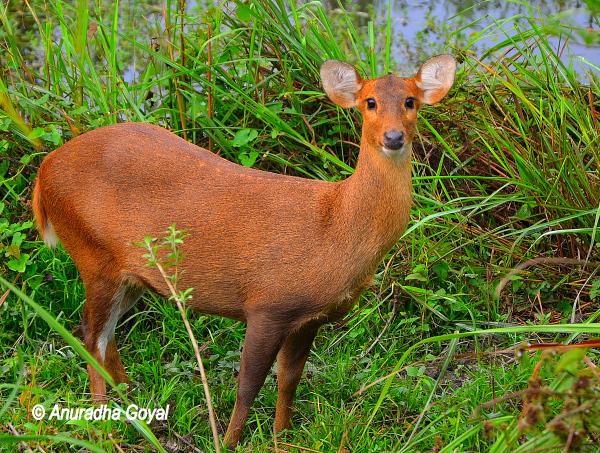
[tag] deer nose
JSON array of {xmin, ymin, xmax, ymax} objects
[{"xmin": 383, "ymin": 130, "xmax": 404, "ymax": 150}]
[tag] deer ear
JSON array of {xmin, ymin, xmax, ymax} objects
[
  {"xmin": 416, "ymin": 55, "xmax": 456, "ymax": 105},
  {"xmin": 320, "ymin": 60, "xmax": 363, "ymax": 108}
]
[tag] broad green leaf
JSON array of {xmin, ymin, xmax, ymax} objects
[
  {"xmin": 432, "ymin": 262, "xmax": 449, "ymax": 282},
  {"xmin": 43, "ymin": 127, "xmax": 62, "ymax": 146},
  {"xmin": 555, "ymin": 347, "xmax": 587, "ymax": 374},
  {"xmin": 236, "ymin": 3, "xmax": 252, "ymax": 22},
  {"xmin": 231, "ymin": 128, "xmax": 258, "ymax": 147},
  {"xmin": 27, "ymin": 127, "xmax": 45, "ymax": 140},
  {"xmin": 7, "ymin": 253, "xmax": 29, "ymax": 272},
  {"xmin": 239, "ymin": 150, "xmax": 259, "ymax": 167}
]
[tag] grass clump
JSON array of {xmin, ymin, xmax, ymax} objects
[{"xmin": 1, "ymin": 0, "xmax": 599, "ymax": 451}]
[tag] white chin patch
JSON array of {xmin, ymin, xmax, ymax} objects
[{"xmin": 382, "ymin": 145, "xmax": 408, "ymax": 159}]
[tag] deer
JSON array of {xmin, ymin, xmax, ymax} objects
[{"xmin": 32, "ymin": 54, "xmax": 456, "ymax": 448}]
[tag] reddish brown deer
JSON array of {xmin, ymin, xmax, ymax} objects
[{"xmin": 32, "ymin": 55, "xmax": 456, "ymax": 447}]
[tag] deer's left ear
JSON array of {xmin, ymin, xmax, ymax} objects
[{"xmin": 415, "ymin": 55, "xmax": 456, "ymax": 105}]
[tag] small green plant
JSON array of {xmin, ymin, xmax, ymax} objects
[{"xmin": 140, "ymin": 225, "xmax": 221, "ymax": 453}]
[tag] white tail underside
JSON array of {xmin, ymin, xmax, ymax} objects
[{"xmin": 43, "ymin": 220, "xmax": 59, "ymax": 248}]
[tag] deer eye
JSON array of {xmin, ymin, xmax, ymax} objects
[
  {"xmin": 405, "ymin": 97, "xmax": 415, "ymax": 109},
  {"xmin": 366, "ymin": 98, "xmax": 377, "ymax": 110}
]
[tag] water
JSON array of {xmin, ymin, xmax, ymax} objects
[
  {"xmin": 367, "ymin": 0, "xmax": 599, "ymax": 75},
  {"xmin": 6, "ymin": 1, "xmax": 599, "ymax": 81},
  {"xmin": 183, "ymin": 0, "xmax": 599, "ymax": 76}
]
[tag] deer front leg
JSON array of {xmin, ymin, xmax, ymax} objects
[
  {"xmin": 224, "ymin": 315, "xmax": 287, "ymax": 448},
  {"xmin": 274, "ymin": 321, "xmax": 320, "ymax": 433},
  {"xmin": 275, "ymin": 322, "xmax": 321, "ymax": 433}
]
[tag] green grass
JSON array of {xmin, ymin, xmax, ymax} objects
[{"xmin": 1, "ymin": 0, "xmax": 599, "ymax": 451}]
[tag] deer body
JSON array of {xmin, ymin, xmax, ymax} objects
[
  {"xmin": 37, "ymin": 122, "xmax": 410, "ymax": 318},
  {"xmin": 33, "ymin": 55, "xmax": 456, "ymax": 447}
]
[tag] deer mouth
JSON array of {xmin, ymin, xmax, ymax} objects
[{"xmin": 381, "ymin": 143, "xmax": 410, "ymax": 159}]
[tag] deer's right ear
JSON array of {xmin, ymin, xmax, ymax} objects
[{"xmin": 320, "ymin": 60, "xmax": 362, "ymax": 108}]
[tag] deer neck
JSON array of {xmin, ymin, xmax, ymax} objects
[{"xmin": 337, "ymin": 140, "xmax": 413, "ymax": 260}]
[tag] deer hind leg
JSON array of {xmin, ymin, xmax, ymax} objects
[
  {"xmin": 82, "ymin": 276, "xmax": 144, "ymax": 403},
  {"xmin": 274, "ymin": 321, "xmax": 320, "ymax": 433},
  {"xmin": 103, "ymin": 283, "xmax": 144, "ymax": 385}
]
